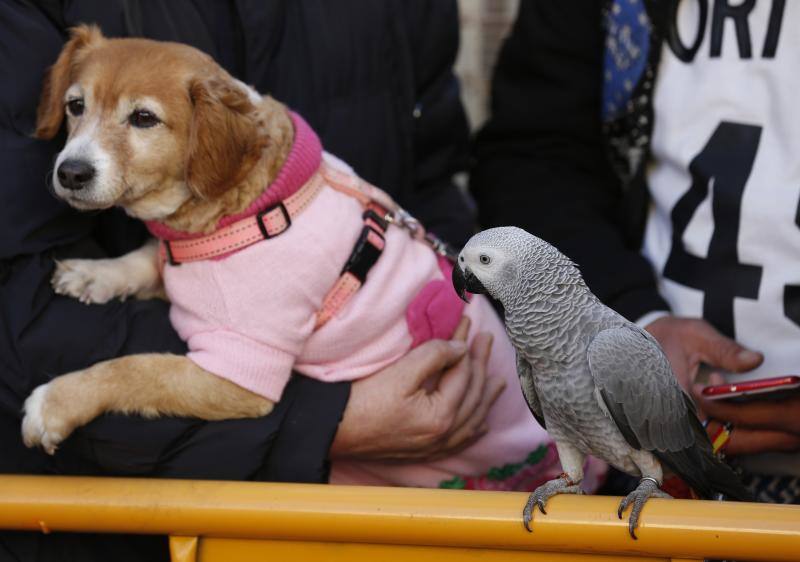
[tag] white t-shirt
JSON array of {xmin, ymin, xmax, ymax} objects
[{"xmin": 645, "ymin": 0, "xmax": 800, "ymax": 385}]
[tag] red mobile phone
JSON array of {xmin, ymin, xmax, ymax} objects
[{"xmin": 701, "ymin": 375, "xmax": 800, "ymax": 402}]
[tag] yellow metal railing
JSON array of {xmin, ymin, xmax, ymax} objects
[{"xmin": 0, "ymin": 475, "xmax": 798, "ymax": 561}]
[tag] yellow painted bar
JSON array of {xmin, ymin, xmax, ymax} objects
[
  {"xmin": 0, "ymin": 476, "xmax": 797, "ymax": 561},
  {"xmin": 169, "ymin": 536, "xmax": 198, "ymax": 562},
  {"xmin": 196, "ymin": 537, "xmax": 669, "ymax": 562}
]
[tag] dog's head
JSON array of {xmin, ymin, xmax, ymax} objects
[{"xmin": 35, "ymin": 25, "xmax": 266, "ymax": 220}]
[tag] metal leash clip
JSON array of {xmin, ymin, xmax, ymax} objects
[
  {"xmin": 425, "ymin": 232, "xmax": 459, "ymax": 262},
  {"xmin": 387, "ymin": 206, "xmax": 459, "ymax": 263},
  {"xmin": 389, "ymin": 208, "xmax": 422, "ymax": 237}
]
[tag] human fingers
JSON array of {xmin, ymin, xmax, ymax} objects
[
  {"xmin": 452, "ymin": 315, "xmax": 471, "ymax": 342},
  {"xmin": 433, "ymin": 343, "xmax": 474, "ymax": 426},
  {"xmin": 443, "ymin": 372, "xmax": 506, "ymax": 453},
  {"xmin": 444, "ymin": 334, "xmax": 503, "ymax": 451},
  {"xmin": 428, "ymin": 332, "xmax": 498, "ymax": 450},
  {"xmin": 447, "ymin": 332, "xmax": 493, "ymax": 434},
  {"xmin": 416, "ymin": 317, "xmax": 471, "ymax": 393},
  {"xmin": 329, "ymin": 334, "xmax": 470, "ymax": 462},
  {"xmin": 692, "ymin": 384, "xmax": 800, "ymax": 434},
  {"xmin": 725, "ymin": 428, "xmax": 800, "ymax": 456},
  {"xmin": 399, "ymin": 338, "xmax": 467, "ymax": 393},
  {"xmin": 689, "ymin": 320, "xmax": 762, "ymax": 373}
]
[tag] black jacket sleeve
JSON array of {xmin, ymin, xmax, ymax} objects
[
  {"xmin": 471, "ymin": 0, "xmax": 669, "ymax": 322},
  {"xmin": 401, "ymin": 0, "xmax": 474, "ymax": 248}
]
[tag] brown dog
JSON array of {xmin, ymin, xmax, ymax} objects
[{"xmin": 22, "ymin": 26, "xmax": 285, "ymax": 453}]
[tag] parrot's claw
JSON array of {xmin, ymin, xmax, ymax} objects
[
  {"xmin": 522, "ymin": 496, "xmax": 548, "ymax": 532},
  {"xmin": 522, "ymin": 475, "xmax": 582, "ymax": 532},
  {"xmin": 523, "ymin": 507, "xmax": 533, "ymax": 533},
  {"xmin": 617, "ymin": 477, "xmax": 672, "ymax": 540},
  {"xmin": 536, "ymin": 497, "xmax": 547, "ymax": 515}
]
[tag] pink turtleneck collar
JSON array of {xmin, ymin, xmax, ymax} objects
[{"xmin": 146, "ymin": 111, "xmax": 322, "ymax": 241}]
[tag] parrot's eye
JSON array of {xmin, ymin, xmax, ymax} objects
[{"xmin": 479, "ymin": 254, "xmax": 491, "ymax": 265}]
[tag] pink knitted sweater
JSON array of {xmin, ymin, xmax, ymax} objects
[{"xmin": 148, "ymin": 114, "xmax": 466, "ymax": 401}]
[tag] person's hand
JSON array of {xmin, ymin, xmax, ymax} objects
[
  {"xmin": 645, "ymin": 316, "xmax": 799, "ymax": 455},
  {"xmin": 330, "ymin": 317, "xmax": 505, "ymax": 462},
  {"xmin": 645, "ymin": 316, "xmax": 763, "ymax": 391},
  {"xmin": 691, "ymin": 373, "xmax": 800, "ymax": 456}
]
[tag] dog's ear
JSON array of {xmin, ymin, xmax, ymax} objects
[
  {"xmin": 185, "ymin": 77, "xmax": 266, "ymax": 200},
  {"xmin": 34, "ymin": 24, "xmax": 104, "ymax": 139}
]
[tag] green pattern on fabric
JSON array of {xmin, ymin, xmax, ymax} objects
[
  {"xmin": 438, "ymin": 476, "xmax": 467, "ymax": 489},
  {"xmin": 487, "ymin": 444, "xmax": 549, "ymax": 480},
  {"xmin": 437, "ymin": 445, "xmax": 551, "ymax": 488},
  {"xmin": 525, "ymin": 444, "xmax": 549, "ymax": 465}
]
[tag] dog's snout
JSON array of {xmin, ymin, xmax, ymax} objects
[{"xmin": 57, "ymin": 159, "xmax": 96, "ymax": 191}]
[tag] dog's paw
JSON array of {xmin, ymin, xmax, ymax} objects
[
  {"xmin": 51, "ymin": 259, "xmax": 129, "ymax": 304},
  {"xmin": 257, "ymin": 399, "xmax": 275, "ymax": 417},
  {"xmin": 21, "ymin": 384, "xmax": 68, "ymax": 455}
]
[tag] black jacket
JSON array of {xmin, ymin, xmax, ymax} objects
[
  {"xmin": 0, "ymin": 1, "xmax": 470, "ymax": 560},
  {"xmin": 472, "ymin": 0, "xmax": 669, "ymax": 323}
]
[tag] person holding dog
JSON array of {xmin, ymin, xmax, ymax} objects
[{"xmin": 0, "ymin": 1, "xmax": 496, "ymax": 560}]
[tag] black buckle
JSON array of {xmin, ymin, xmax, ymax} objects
[
  {"xmin": 163, "ymin": 240, "xmax": 179, "ymax": 266},
  {"xmin": 362, "ymin": 207, "xmax": 389, "ymax": 231},
  {"xmin": 342, "ymin": 225, "xmax": 384, "ymax": 282},
  {"xmin": 256, "ymin": 202, "xmax": 291, "ymax": 239}
]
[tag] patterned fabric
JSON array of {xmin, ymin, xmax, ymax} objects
[
  {"xmin": 438, "ymin": 444, "xmax": 559, "ymax": 491},
  {"xmin": 602, "ymin": 0, "xmax": 650, "ymax": 121},
  {"xmin": 742, "ymin": 472, "xmax": 800, "ymax": 505},
  {"xmin": 438, "ymin": 444, "xmax": 608, "ymax": 493},
  {"xmin": 602, "ymin": 0, "xmax": 662, "ymax": 185}
]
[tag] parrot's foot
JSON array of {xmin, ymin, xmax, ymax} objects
[
  {"xmin": 617, "ymin": 477, "xmax": 671, "ymax": 540},
  {"xmin": 523, "ymin": 473, "xmax": 582, "ymax": 532}
]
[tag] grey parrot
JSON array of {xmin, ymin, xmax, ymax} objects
[{"xmin": 452, "ymin": 226, "xmax": 752, "ymax": 539}]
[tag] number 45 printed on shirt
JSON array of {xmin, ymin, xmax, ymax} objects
[{"xmin": 663, "ymin": 121, "xmax": 800, "ymax": 338}]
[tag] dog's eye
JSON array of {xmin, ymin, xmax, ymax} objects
[
  {"xmin": 66, "ymin": 99, "xmax": 84, "ymax": 117},
  {"xmin": 479, "ymin": 254, "xmax": 491, "ymax": 265},
  {"xmin": 129, "ymin": 109, "xmax": 160, "ymax": 129}
]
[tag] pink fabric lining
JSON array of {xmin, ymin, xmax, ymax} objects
[
  {"xmin": 406, "ymin": 257, "xmax": 465, "ymax": 348},
  {"xmin": 145, "ymin": 111, "xmax": 322, "ymax": 241}
]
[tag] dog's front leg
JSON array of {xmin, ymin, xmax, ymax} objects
[
  {"xmin": 21, "ymin": 354, "xmax": 274, "ymax": 454},
  {"xmin": 52, "ymin": 238, "xmax": 165, "ymax": 304}
]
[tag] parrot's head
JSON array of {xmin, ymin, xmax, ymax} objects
[{"xmin": 453, "ymin": 226, "xmax": 580, "ymax": 307}]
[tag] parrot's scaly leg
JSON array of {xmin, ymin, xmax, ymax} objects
[
  {"xmin": 617, "ymin": 477, "xmax": 671, "ymax": 540},
  {"xmin": 523, "ymin": 442, "xmax": 585, "ymax": 532},
  {"xmin": 523, "ymin": 473, "xmax": 582, "ymax": 531}
]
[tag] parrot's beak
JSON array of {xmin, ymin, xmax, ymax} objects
[
  {"xmin": 452, "ymin": 265, "xmax": 485, "ymax": 302},
  {"xmin": 452, "ymin": 265, "xmax": 469, "ymax": 302}
]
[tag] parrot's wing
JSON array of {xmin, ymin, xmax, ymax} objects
[
  {"xmin": 587, "ymin": 325, "xmax": 752, "ymax": 501},
  {"xmin": 516, "ymin": 354, "xmax": 546, "ymax": 429},
  {"xmin": 587, "ymin": 325, "xmax": 694, "ymax": 452}
]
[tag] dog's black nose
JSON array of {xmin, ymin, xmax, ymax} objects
[{"xmin": 57, "ymin": 159, "xmax": 95, "ymax": 191}]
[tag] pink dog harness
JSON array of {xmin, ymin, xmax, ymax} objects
[
  {"xmin": 146, "ymin": 112, "xmax": 453, "ymax": 329},
  {"xmin": 158, "ymin": 172, "xmax": 325, "ymax": 264}
]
